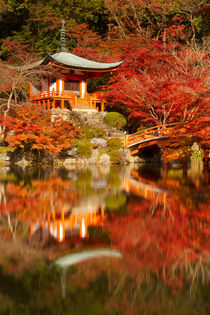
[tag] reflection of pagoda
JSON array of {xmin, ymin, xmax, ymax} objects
[{"xmin": 29, "ymin": 205, "xmax": 105, "ymax": 243}]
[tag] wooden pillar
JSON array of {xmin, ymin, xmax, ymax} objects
[
  {"xmin": 56, "ymin": 78, "xmax": 59, "ymax": 94},
  {"xmin": 52, "ymin": 98, "xmax": 55, "ymax": 109},
  {"xmin": 62, "ymin": 79, "xmax": 64, "ymax": 94},
  {"xmin": 90, "ymin": 95, "xmax": 92, "ymax": 108},
  {"xmin": 29, "ymin": 83, "xmax": 32, "ymax": 99},
  {"xmin": 61, "ymin": 99, "xmax": 64, "ymax": 110},
  {"xmin": 101, "ymin": 101, "xmax": 104, "ymax": 112},
  {"xmin": 47, "ymin": 99, "xmax": 50, "ymax": 110},
  {"xmin": 79, "ymin": 81, "xmax": 82, "ymax": 98}
]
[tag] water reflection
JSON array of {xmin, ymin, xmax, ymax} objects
[{"xmin": 0, "ymin": 164, "xmax": 209, "ymax": 314}]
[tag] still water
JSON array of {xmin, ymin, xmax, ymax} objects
[{"xmin": 0, "ymin": 162, "xmax": 209, "ymax": 315}]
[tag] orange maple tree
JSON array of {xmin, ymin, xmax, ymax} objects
[{"xmin": 0, "ymin": 104, "xmax": 80, "ymax": 154}]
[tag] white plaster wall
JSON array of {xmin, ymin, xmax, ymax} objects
[
  {"xmin": 81, "ymin": 81, "xmax": 86, "ymax": 98},
  {"xmin": 49, "ymin": 81, "xmax": 56, "ymax": 92}
]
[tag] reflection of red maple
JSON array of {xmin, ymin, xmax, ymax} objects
[
  {"xmin": 106, "ymin": 192, "xmax": 210, "ymax": 289},
  {"xmin": 0, "ymin": 177, "xmax": 78, "ymax": 219}
]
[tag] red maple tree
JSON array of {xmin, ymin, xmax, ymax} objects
[{"xmin": 105, "ymin": 38, "xmax": 209, "ymax": 127}]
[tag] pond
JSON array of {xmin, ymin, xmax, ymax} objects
[{"xmin": 0, "ymin": 162, "xmax": 209, "ymax": 315}]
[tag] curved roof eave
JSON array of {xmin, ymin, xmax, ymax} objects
[
  {"xmin": 42, "ymin": 52, "xmax": 123, "ymax": 71},
  {"xmin": 6, "ymin": 59, "xmax": 44, "ymax": 71}
]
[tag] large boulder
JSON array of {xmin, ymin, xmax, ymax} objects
[
  {"xmin": 119, "ymin": 148, "xmax": 131, "ymax": 164},
  {"xmin": 66, "ymin": 147, "xmax": 78, "ymax": 158},
  {"xmin": 91, "ymin": 138, "xmax": 107, "ymax": 149},
  {"xmin": 63, "ymin": 158, "xmax": 76, "ymax": 167},
  {"xmin": 99, "ymin": 153, "xmax": 110, "ymax": 165},
  {"xmin": 0, "ymin": 151, "xmax": 11, "ymax": 166},
  {"xmin": 88, "ymin": 149, "xmax": 99, "ymax": 164}
]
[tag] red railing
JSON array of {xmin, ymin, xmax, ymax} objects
[
  {"xmin": 31, "ymin": 90, "xmax": 106, "ymax": 111},
  {"xmin": 31, "ymin": 90, "xmax": 72, "ymax": 100},
  {"xmin": 124, "ymin": 123, "xmax": 178, "ymax": 147}
]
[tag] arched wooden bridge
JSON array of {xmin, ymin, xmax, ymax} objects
[{"xmin": 124, "ymin": 123, "xmax": 178, "ymax": 155}]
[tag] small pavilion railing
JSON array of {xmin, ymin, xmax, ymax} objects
[
  {"xmin": 124, "ymin": 123, "xmax": 178, "ymax": 147},
  {"xmin": 31, "ymin": 90, "xmax": 106, "ymax": 111},
  {"xmin": 31, "ymin": 90, "xmax": 72, "ymax": 99}
]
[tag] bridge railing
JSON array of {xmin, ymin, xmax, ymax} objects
[{"xmin": 125, "ymin": 123, "xmax": 178, "ymax": 147}]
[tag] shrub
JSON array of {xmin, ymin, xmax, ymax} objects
[
  {"xmin": 104, "ymin": 112, "xmax": 126, "ymax": 130},
  {"xmin": 80, "ymin": 125, "xmax": 106, "ymax": 139},
  {"xmin": 108, "ymin": 150, "xmax": 122, "ymax": 163},
  {"xmin": 76, "ymin": 140, "xmax": 92, "ymax": 158},
  {"xmin": 107, "ymin": 138, "xmax": 122, "ymax": 151}
]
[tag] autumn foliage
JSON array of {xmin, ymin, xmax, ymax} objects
[
  {"xmin": 0, "ymin": 104, "xmax": 80, "ymax": 154},
  {"xmin": 105, "ymin": 38, "xmax": 209, "ymax": 127},
  {"xmin": 106, "ymin": 177, "xmax": 210, "ymax": 288}
]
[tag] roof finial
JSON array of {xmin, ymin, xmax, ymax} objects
[{"xmin": 59, "ymin": 19, "xmax": 69, "ymax": 53}]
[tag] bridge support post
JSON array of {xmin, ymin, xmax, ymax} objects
[
  {"xmin": 124, "ymin": 135, "xmax": 128, "ymax": 147},
  {"xmin": 182, "ymin": 160, "xmax": 188, "ymax": 178},
  {"xmin": 163, "ymin": 163, "xmax": 168, "ymax": 179},
  {"xmin": 203, "ymin": 148, "xmax": 209, "ymax": 168},
  {"xmin": 204, "ymin": 167, "xmax": 209, "ymax": 185}
]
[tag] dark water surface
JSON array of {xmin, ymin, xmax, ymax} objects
[{"xmin": 0, "ymin": 162, "xmax": 209, "ymax": 315}]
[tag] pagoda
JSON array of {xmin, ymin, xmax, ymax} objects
[{"xmin": 29, "ymin": 20, "xmax": 123, "ymax": 112}]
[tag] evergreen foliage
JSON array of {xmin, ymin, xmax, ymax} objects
[{"xmin": 104, "ymin": 112, "xmax": 126, "ymax": 130}]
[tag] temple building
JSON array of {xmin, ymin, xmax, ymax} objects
[{"xmin": 29, "ymin": 20, "xmax": 123, "ymax": 112}]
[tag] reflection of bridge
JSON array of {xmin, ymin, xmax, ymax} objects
[
  {"xmin": 124, "ymin": 123, "xmax": 178, "ymax": 155},
  {"xmin": 123, "ymin": 175, "xmax": 168, "ymax": 203}
]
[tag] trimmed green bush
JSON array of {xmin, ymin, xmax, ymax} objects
[{"xmin": 104, "ymin": 112, "xmax": 126, "ymax": 130}]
